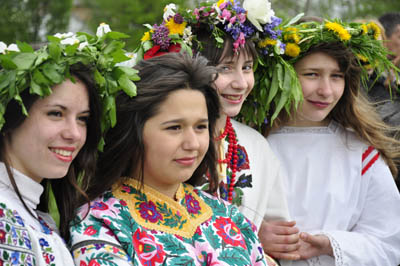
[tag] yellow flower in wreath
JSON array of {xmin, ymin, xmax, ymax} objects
[
  {"xmin": 367, "ymin": 22, "xmax": 381, "ymax": 40},
  {"xmin": 285, "ymin": 43, "xmax": 300, "ymax": 57},
  {"xmin": 141, "ymin": 31, "xmax": 151, "ymax": 42},
  {"xmin": 325, "ymin": 22, "xmax": 351, "ymax": 41},
  {"xmin": 165, "ymin": 19, "xmax": 187, "ymax": 35},
  {"xmin": 258, "ymin": 38, "xmax": 277, "ymax": 48}
]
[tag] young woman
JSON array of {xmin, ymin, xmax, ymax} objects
[
  {"xmin": 69, "ymin": 53, "xmax": 273, "ymax": 266},
  {"xmin": 261, "ymin": 20, "xmax": 400, "ymax": 265},
  {"xmin": 0, "ymin": 25, "xmax": 135, "ymax": 265}
]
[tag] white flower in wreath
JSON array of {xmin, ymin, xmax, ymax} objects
[
  {"xmin": 60, "ymin": 36, "xmax": 80, "ymax": 46},
  {"xmin": 243, "ymin": 0, "xmax": 275, "ymax": 32},
  {"xmin": 0, "ymin": 42, "xmax": 7, "ymax": 54},
  {"xmin": 78, "ymin": 41, "xmax": 89, "ymax": 51},
  {"xmin": 7, "ymin": 44, "xmax": 20, "ymax": 52},
  {"xmin": 163, "ymin": 3, "xmax": 177, "ymax": 21},
  {"xmin": 54, "ymin": 32, "xmax": 74, "ymax": 39},
  {"xmin": 183, "ymin": 26, "xmax": 193, "ymax": 46},
  {"xmin": 96, "ymin": 23, "xmax": 111, "ymax": 37}
]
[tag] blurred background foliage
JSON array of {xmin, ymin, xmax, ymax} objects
[{"xmin": 1, "ymin": 0, "xmax": 399, "ymax": 51}]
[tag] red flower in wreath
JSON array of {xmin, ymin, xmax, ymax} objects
[
  {"xmin": 138, "ymin": 201, "xmax": 163, "ymax": 223},
  {"xmin": 185, "ymin": 194, "xmax": 201, "ymax": 214},
  {"xmin": 213, "ymin": 217, "xmax": 246, "ymax": 249},
  {"xmin": 133, "ymin": 228, "xmax": 165, "ymax": 266},
  {"xmin": 143, "ymin": 43, "xmax": 181, "ymax": 60}
]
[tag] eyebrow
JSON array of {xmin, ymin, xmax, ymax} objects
[
  {"xmin": 45, "ymin": 104, "xmax": 90, "ymax": 114},
  {"xmin": 161, "ymin": 118, "xmax": 209, "ymax": 125}
]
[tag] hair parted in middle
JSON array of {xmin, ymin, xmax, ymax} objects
[{"xmin": 86, "ymin": 53, "xmax": 221, "ymax": 201}]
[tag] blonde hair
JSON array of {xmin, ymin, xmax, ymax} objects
[{"xmin": 264, "ymin": 42, "xmax": 400, "ymax": 177}]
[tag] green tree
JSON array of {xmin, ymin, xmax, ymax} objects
[
  {"xmin": 0, "ymin": 0, "xmax": 72, "ymax": 45},
  {"xmin": 81, "ymin": 0, "xmax": 189, "ymax": 51},
  {"xmin": 271, "ymin": 0, "xmax": 400, "ymax": 21}
]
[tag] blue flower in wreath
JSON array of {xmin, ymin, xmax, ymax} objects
[
  {"xmin": 184, "ymin": 194, "xmax": 201, "ymax": 214},
  {"xmin": 230, "ymin": 144, "xmax": 250, "ymax": 171},
  {"xmin": 139, "ymin": 201, "xmax": 163, "ymax": 223}
]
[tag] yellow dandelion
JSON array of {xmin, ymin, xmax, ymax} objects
[
  {"xmin": 283, "ymin": 27, "xmax": 300, "ymax": 43},
  {"xmin": 356, "ymin": 54, "xmax": 368, "ymax": 63},
  {"xmin": 285, "ymin": 43, "xmax": 301, "ymax": 58},
  {"xmin": 338, "ymin": 28, "xmax": 351, "ymax": 41},
  {"xmin": 361, "ymin": 24, "xmax": 368, "ymax": 35},
  {"xmin": 141, "ymin": 31, "xmax": 151, "ymax": 42},
  {"xmin": 165, "ymin": 19, "xmax": 187, "ymax": 35},
  {"xmin": 368, "ymin": 22, "xmax": 381, "ymax": 40},
  {"xmin": 325, "ymin": 22, "xmax": 351, "ymax": 41},
  {"xmin": 258, "ymin": 38, "xmax": 277, "ymax": 48}
]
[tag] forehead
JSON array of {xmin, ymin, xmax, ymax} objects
[{"xmin": 295, "ymin": 52, "xmax": 340, "ymax": 69}]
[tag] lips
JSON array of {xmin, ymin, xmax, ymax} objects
[
  {"xmin": 222, "ymin": 94, "xmax": 243, "ymax": 103},
  {"xmin": 175, "ymin": 157, "xmax": 196, "ymax": 166},
  {"xmin": 49, "ymin": 147, "xmax": 75, "ymax": 162},
  {"xmin": 308, "ymin": 99, "xmax": 330, "ymax": 108}
]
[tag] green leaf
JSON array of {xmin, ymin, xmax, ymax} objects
[
  {"xmin": 103, "ymin": 40, "xmax": 124, "ymax": 54},
  {"xmin": 118, "ymin": 74, "xmax": 137, "ymax": 97},
  {"xmin": 116, "ymin": 66, "xmax": 139, "ymax": 79},
  {"xmin": 215, "ymin": 37, "xmax": 224, "ymax": 43},
  {"xmin": 111, "ymin": 50, "xmax": 130, "ymax": 63},
  {"xmin": 13, "ymin": 53, "xmax": 37, "ymax": 70},
  {"xmin": 169, "ymin": 256, "xmax": 195, "ymax": 266},
  {"xmin": 94, "ymin": 69, "xmax": 106, "ymax": 87},
  {"xmin": 33, "ymin": 69, "xmax": 50, "ymax": 85},
  {"xmin": 0, "ymin": 55, "xmax": 17, "ymax": 69},
  {"xmin": 43, "ymin": 63, "xmax": 64, "ymax": 84},
  {"xmin": 47, "ymin": 36, "xmax": 61, "ymax": 43},
  {"xmin": 266, "ymin": 69, "xmax": 279, "ymax": 106},
  {"xmin": 65, "ymin": 43, "xmax": 78, "ymax": 56},
  {"xmin": 48, "ymin": 42, "xmax": 61, "ymax": 62},
  {"xmin": 286, "ymin": 13, "xmax": 305, "ymax": 26},
  {"xmin": 30, "ymin": 79, "xmax": 43, "ymax": 96},
  {"xmin": 0, "ymin": 72, "xmax": 13, "ymax": 90},
  {"xmin": 105, "ymin": 31, "xmax": 130, "ymax": 40},
  {"xmin": 16, "ymin": 41, "xmax": 34, "ymax": 53}
]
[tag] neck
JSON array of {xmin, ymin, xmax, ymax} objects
[{"xmin": 215, "ymin": 113, "xmax": 228, "ymax": 137}]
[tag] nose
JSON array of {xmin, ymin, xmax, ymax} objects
[
  {"xmin": 317, "ymin": 76, "xmax": 333, "ymax": 97},
  {"xmin": 231, "ymin": 70, "xmax": 248, "ymax": 91},
  {"xmin": 62, "ymin": 119, "xmax": 84, "ymax": 141},
  {"xmin": 182, "ymin": 128, "xmax": 201, "ymax": 150}
]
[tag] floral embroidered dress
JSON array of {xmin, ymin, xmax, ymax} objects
[
  {"xmin": 69, "ymin": 179, "xmax": 277, "ymax": 266},
  {"xmin": 0, "ymin": 163, "xmax": 74, "ymax": 266},
  {"xmin": 199, "ymin": 119, "xmax": 290, "ymax": 229}
]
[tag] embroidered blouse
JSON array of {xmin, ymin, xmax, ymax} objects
[
  {"xmin": 0, "ymin": 163, "xmax": 74, "ymax": 266},
  {"xmin": 267, "ymin": 121, "xmax": 400, "ymax": 266},
  {"xmin": 69, "ymin": 179, "xmax": 277, "ymax": 266}
]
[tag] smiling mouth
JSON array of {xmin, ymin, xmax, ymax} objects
[
  {"xmin": 222, "ymin": 94, "xmax": 242, "ymax": 102},
  {"xmin": 175, "ymin": 157, "xmax": 196, "ymax": 166},
  {"xmin": 308, "ymin": 100, "xmax": 330, "ymax": 108}
]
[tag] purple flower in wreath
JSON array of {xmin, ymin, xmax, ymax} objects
[
  {"xmin": 139, "ymin": 201, "xmax": 163, "ymax": 223},
  {"xmin": 152, "ymin": 24, "xmax": 171, "ymax": 50},
  {"xmin": 184, "ymin": 194, "xmax": 201, "ymax": 214}
]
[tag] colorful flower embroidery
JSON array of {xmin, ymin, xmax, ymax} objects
[
  {"xmin": 138, "ymin": 201, "xmax": 163, "ymax": 223},
  {"xmin": 84, "ymin": 226, "xmax": 98, "ymax": 236},
  {"xmin": 132, "ymin": 228, "xmax": 165, "ymax": 266},
  {"xmin": 231, "ymin": 144, "xmax": 250, "ymax": 171},
  {"xmin": 214, "ymin": 217, "xmax": 246, "ymax": 249},
  {"xmin": 184, "ymin": 194, "xmax": 201, "ymax": 215}
]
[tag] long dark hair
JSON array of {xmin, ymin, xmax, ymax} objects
[
  {"xmin": 86, "ymin": 53, "xmax": 221, "ymax": 201},
  {"xmin": 0, "ymin": 63, "xmax": 102, "ymax": 240}
]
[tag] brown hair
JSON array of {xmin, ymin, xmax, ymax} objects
[
  {"xmin": 265, "ymin": 42, "xmax": 400, "ymax": 176},
  {"xmin": 86, "ymin": 53, "xmax": 221, "ymax": 202}
]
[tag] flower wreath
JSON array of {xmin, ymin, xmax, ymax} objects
[
  {"xmin": 134, "ymin": 0, "xmax": 302, "ymax": 128},
  {"xmin": 0, "ymin": 23, "xmax": 140, "ymax": 150},
  {"xmin": 242, "ymin": 15, "xmax": 400, "ymax": 128}
]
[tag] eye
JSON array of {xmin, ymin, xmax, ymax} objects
[
  {"xmin": 243, "ymin": 64, "xmax": 253, "ymax": 71},
  {"xmin": 78, "ymin": 115, "xmax": 90, "ymax": 125},
  {"xmin": 166, "ymin": 125, "xmax": 181, "ymax": 131},
  {"xmin": 196, "ymin": 123, "xmax": 208, "ymax": 131},
  {"xmin": 332, "ymin": 73, "xmax": 344, "ymax": 79},
  {"xmin": 218, "ymin": 65, "xmax": 231, "ymax": 73},
  {"xmin": 303, "ymin": 72, "xmax": 318, "ymax": 77},
  {"xmin": 47, "ymin": 111, "xmax": 62, "ymax": 117}
]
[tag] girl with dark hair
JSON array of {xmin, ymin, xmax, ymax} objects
[
  {"xmin": 69, "ymin": 53, "xmax": 271, "ymax": 266},
  {"xmin": 258, "ymin": 20, "xmax": 400, "ymax": 265},
  {"xmin": 0, "ymin": 25, "xmax": 137, "ymax": 265}
]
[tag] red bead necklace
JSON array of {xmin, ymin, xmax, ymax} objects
[{"xmin": 215, "ymin": 116, "xmax": 238, "ymax": 202}]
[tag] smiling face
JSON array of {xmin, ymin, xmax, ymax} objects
[
  {"xmin": 141, "ymin": 89, "xmax": 209, "ymax": 198},
  {"xmin": 5, "ymin": 78, "xmax": 90, "ymax": 182},
  {"xmin": 213, "ymin": 49, "xmax": 255, "ymax": 118},
  {"xmin": 289, "ymin": 52, "xmax": 345, "ymax": 127}
]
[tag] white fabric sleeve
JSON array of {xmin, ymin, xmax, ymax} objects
[{"xmin": 321, "ymin": 157, "xmax": 400, "ymax": 266}]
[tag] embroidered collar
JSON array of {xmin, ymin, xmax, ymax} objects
[{"xmin": 112, "ymin": 179, "xmax": 212, "ymax": 238}]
